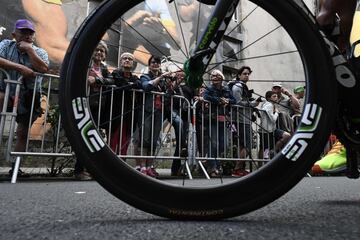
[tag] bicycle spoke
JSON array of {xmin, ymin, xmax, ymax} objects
[
  {"xmin": 208, "ymin": 50, "xmax": 299, "ymax": 66},
  {"xmin": 206, "ymin": 25, "xmax": 282, "ymax": 74},
  {"xmin": 173, "ymin": 1, "xmax": 190, "ymax": 58}
]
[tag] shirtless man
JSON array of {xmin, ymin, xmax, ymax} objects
[{"xmin": 22, "ymin": 0, "xmax": 68, "ymax": 65}]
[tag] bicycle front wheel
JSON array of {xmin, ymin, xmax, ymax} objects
[{"xmin": 60, "ymin": 0, "xmax": 337, "ymax": 219}]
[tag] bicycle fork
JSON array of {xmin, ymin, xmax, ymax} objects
[{"xmin": 184, "ymin": 0, "xmax": 240, "ymax": 88}]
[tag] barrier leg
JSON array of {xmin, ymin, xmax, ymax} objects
[
  {"xmin": 11, "ymin": 156, "xmax": 21, "ymax": 183},
  {"xmin": 184, "ymin": 160, "xmax": 193, "ymax": 180},
  {"xmin": 198, "ymin": 161, "xmax": 210, "ymax": 179}
]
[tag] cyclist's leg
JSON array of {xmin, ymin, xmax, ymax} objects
[
  {"xmin": 317, "ymin": 0, "xmax": 357, "ymax": 52},
  {"xmin": 317, "ymin": 0, "xmax": 344, "ymax": 27}
]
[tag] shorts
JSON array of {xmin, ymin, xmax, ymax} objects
[
  {"xmin": 0, "ymin": 87, "xmax": 42, "ymax": 125},
  {"xmin": 259, "ymin": 129, "xmax": 285, "ymax": 150},
  {"xmin": 16, "ymin": 112, "xmax": 39, "ymax": 125},
  {"xmin": 235, "ymin": 123, "xmax": 252, "ymax": 151}
]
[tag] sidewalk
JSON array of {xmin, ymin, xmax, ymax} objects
[
  {"xmin": 0, "ymin": 167, "xmax": 171, "ymax": 174},
  {"xmin": 0, "ymin": 167, "xmax": 173, "ymax": 182},
  {"xmin": 0, "ymin": 167, "xmax": 72, "ymax": 175}
]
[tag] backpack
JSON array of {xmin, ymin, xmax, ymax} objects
[
  {"xmin": 227, "ymin": 80, "xmax": 236, "ymax": 92},
  {"xmin": 230, "ymin": 80, "xmax": 253, "ymax": 99}
]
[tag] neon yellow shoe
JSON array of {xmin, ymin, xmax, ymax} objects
[{"xmin": 311, "ymin": 141, "xmax": 347, "ymax": 174}]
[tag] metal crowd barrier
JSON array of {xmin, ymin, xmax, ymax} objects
[
  {"xmin": 0, "ymin": 71, "xmax": 73, "ymax": 182},
  {"xmin": 1, "ymin": 69, "xmax": 294, "ymax": 182},
  {"xmin": 88, "ymin": 85, "xmax": 282, "ymax": 179},
  {"xmin": 192, "ymin": 99, "xmax": 281, "ymax": 175}
]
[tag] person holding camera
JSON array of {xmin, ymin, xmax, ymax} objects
[
  {"xmin": 163, "ymin": 70, "xmax": 197, "ymax": 176},
  {"xmin": 231, "ymin": 66, "xmax": 261, "ymax": 177},
  {"xmin": 137, "ymin": 55, "xmax": 174, "ymax": 177}
]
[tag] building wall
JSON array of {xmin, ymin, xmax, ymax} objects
[
  {"xmin": 0, "ymin": 0, "xmax": 319, "ymax": 88},
  {"xmin": 239, "ymin": 0, "xmax": 317, "ymax": 95}
]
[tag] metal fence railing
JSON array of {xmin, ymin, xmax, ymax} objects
[{"xmin": 1, "ymin": 69, "xmax": 299, "ymax": 182}]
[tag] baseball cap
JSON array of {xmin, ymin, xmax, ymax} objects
[
  {"xmin": 293, "ymin": 86, "xmax": 305, "ymax": 93},
  {"xmin": 272, "ymin": 82, "xmax": 282, "ymax": 88},
  {"xmin": 14, "ymin": 19, "xmax": 35, "ymax": 32}
]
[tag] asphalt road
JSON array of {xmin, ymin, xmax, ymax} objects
[{"xmin": 1, "ymin": 177, "xmax": 359, "ymax": 240}]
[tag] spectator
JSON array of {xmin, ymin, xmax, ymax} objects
[
  {"xmin": 194, "ymin": 84, "xmax": 210, "ymax": 161},
  {"xmin": 104, "ymin": 52, "xmax": 141, "ymax": 158},
  {"xmin": 292, "ymin": 85, "xmax": 305, "ymax": 129},
  {"xmin": 231, "ymin": 66, "xmax": 261, "ymax": 177},
  {"xmin": 164, "ymin": 70, "xmax": 196, "ymax": 176},
  {"xmin": 87, "ymin": 41, "xmax": 110, "ymax": 126},
  {"xmin": 292, "ymin": 86, "xmax": 305, "ymax": 114},
  {"xmin": 74, "ymin": 41, "xmax": 110, "ymax": 180},
  {"xmin": 204, "ymin": 69, "xmax": 235, "ymax": 177},
  {"xmin": 259, "ymin": 91, "xmax": 291, "ymax": 159},
  {"xmin": 271, "ymin": 82, "xmax": 300, "ymax": 134},
  {"xmin": 188, "ymin": 84, "xmax": 211, "ymax": 176},
  {"xmin": 137, "ymin": 55, "xmax": 172, "ymax": 177},
  {"xmin": 0, "ymin": 19, "xmax": 49, "ymax": 176}
]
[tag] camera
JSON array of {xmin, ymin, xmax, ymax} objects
[
  {"xmin": 163, "ymin": 75, "xmax": 177, "ymax": 83},
  {"xmin": 159, "ymin": 75, "xmax": 177, "ymax": 89},
  {"xmin": 246, "ymin": 89, "xmax": 254, "ymax": 99}
]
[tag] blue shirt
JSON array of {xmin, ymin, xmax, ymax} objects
[
  {"xmin": 204, "ymin": 84, "xmax": 235, "ymax": 117},
  {"xmin": 0, "ymin": 39, "xmax": 49, "ymax": 94},
  {"xmin": 0, "ymin": 39, "xmax": 49, "ymax": 115}
]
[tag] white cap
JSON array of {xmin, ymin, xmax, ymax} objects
[{"xmin": 272, "ymin": 82, "xmax": 282, "ymax": 88}]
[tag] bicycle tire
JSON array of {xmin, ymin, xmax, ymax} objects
[{"xmin": 60, "ymin": 0, "xmax": 337, "ymax": 219}]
